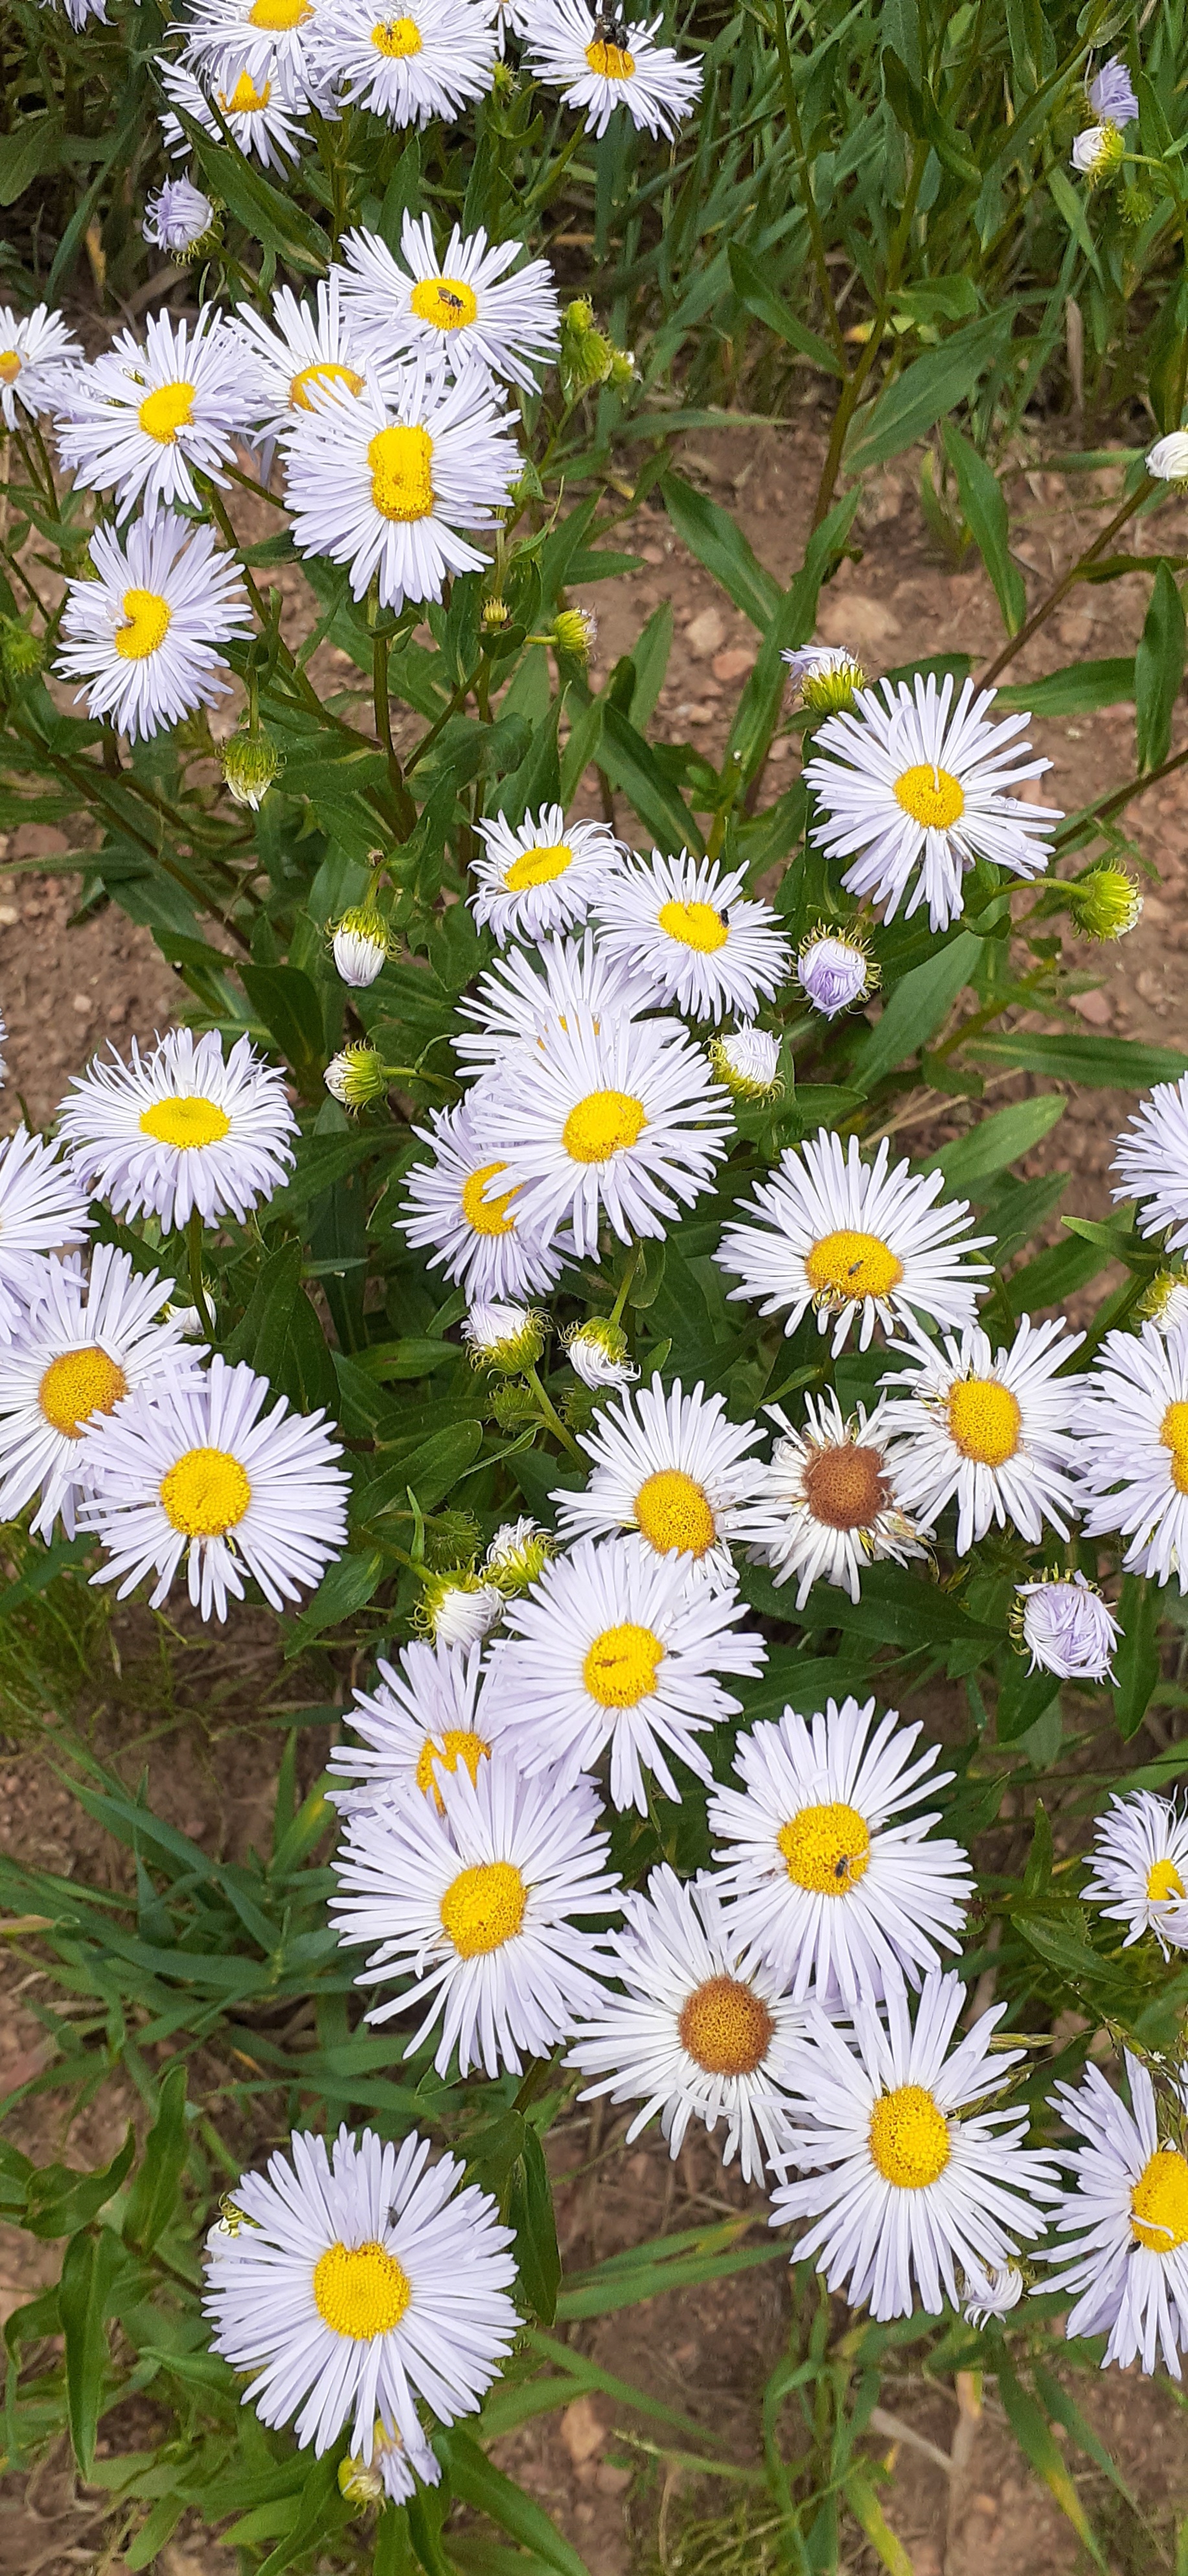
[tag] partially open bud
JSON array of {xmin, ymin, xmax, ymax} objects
[
  {"xmin": 461, "ymin": 1300, "xmax": 546, "ymax": 1372},
  {"xmin": 961, "ymin": 2262, "xmax": 1026, "ymax": 2329},
  {"xmin": 1071, "ymin": 119, "xmax": 1125, "ymax": 184},
  {"xmin": 608, "ymin": 345, "xmax": 636, "ymax": 391},
  {"xmin": 795, "ymin": 926, "xmax": 879, "ymax": 1018},
  {"xmin": 1069, "ymin": 866, "xmax": 1143, "ymax": 941},
  {"xmin": 220, "ymin": 726, "xmax": 282, "ymax": 810},
  {"xmin": 552, "ymin": 606, "xmax": 596, "ymax": 664},
  {"xmin": 1139, "ymin": 1268, "xmax": 1188, "ymax": 1333},
  {"xmin": 485, "ymin": 1515, "xmax": 553, "ymax": 1592},
  {"xmin": 1147, "ymin": 430, "xmax": 1188, "ymax": 487},
  {"xmin": 709, "ymin": 1024, "xmax": 782, "ymax": 1101},
  {"xmin": 1011, "ymin": 1571, "xmax": 1120, "ymax": 1682},
  {"xmin": 417, "ymin": 1567, "xmax": 504, "ymax": 1646},
  {"xmin": 143, "ymin": 172, "xmax": 218, "ymax": 255},
  {"xmin": 325, "ymin": 1042, "xmax": 389, "ymax": 1112},
  {"xmin": 783, "ymin": 642, "xmax": 865, "ymax": 716},
  {"xmin": 331, "ymin": 907, "xmax": 391, "ymax": 988},
  {"xmin": 564, "ymin": 1317, "xmax": 638, "ymax": 1390}
]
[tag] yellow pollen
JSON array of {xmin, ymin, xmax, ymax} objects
[
  {"xmin": 804, "ymin": 1227, "xmax": 904, "ymax": 1306},
  {"xmin": 312, "ymin": 2240, "xmax": 411, "ymax": 2338},
  {"xmin": 461, "ymin": 1160, "xmax": 518, "ymax": 1237},
  {"xmin": 894, "ymin": 763, "xmax": 966, "ymax": 829},
  {"xmin": 0, "ymin": 351, "xmax": 21, "ymax": 384},
  {"xmin": 289, "ymin": 358, "xmax": 365, "ymax": 410},
  {"xmin": 1131, "ymin": 2148, "xmax": 1188, "ymax": 2251},
  {"xmin": 562, "ymin": 1087, "xmax": 646, "ymax": 1164},
  {"xmin": 946, "ymin": 1377, "xmax": 1022, "ymax": 1469},
  {"xmin": 38, "ymin": 1346, "xmax": 128, "ymax": 1439},
  {"xmin": 159, "ymin": 1445, "xmax": 251, "ymax": 1539},
  {"xmin": 137, "ymin": 379, "xmax": 196, "ymax": 444},
  {"xmin": 803, "ymin": 1442, "xmax": 888, "ymax": 1532},
  {"xmin": 1148, "ymin": 1857, "xmax": 1187, "ymax": 1903},
  {"xmin": 440, "ymin": 1859, "xmax": 526, "ymax": 1957},
  {"xmin": 583, "ymin": 1620, "xmax": 664, "ymax": 1708},
  {"xmin": 1161, "ymin": 1400, "xmax": 1188, "ymax": 1496},
  {"xmin": 410, "ymin": 275, "xmax": 479, "ymax": 332},
  {"xmin": 371, "ymin": 12, "xmax": 422, "ymax": 50},
  {"xmin": 139, "ymin": 1092, "xmax": 231, "ymax": 1149},
  {"xmin": 585, "ymin": 36, "xmax": 635, "ymax": 75},
  {"xmin": 634, "ymin": 1467, "xmax": 716, "ymax": 1559},
  {"xmin": 414, "ymin": 1727, "xmax": 490, "ymax": 1808},
  {"xmin": 221, "ymin": 68, "xmax": 273, "ymax": 107},
  {"xmin": 779, "ymin": 1800, "xmax": 872, "ymax": 1896},
  {"xmin": 115, "ymin": 587, "xmax": 172, "ymax": 661},
  {"xmin": 249, "ymin": 0, "xmax": 312, "ymax": 21},
  {"xmin": 656, "ymin": 897, "xmax": 729, "ymax": 954},
  {"xmin": 503, "ymin": 840, "xmax": 573, "ymax": 891},
  {"xmin": 679, "ymin": 1974, "xmax": 773, "ymax": 2077},
  {"xmin": 869, "ymin": 2084, "xmax": 951, "ymax": 2189},
  {"xmin": 369, "ymin": 422, "xmax": 433, "ymax": 520}
]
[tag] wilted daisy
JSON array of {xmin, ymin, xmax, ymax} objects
[
  {"xmin": 880, "ymin": 1315, "xmax": 1082, "ymax": 1555},
  {"xmin": 454, "ymin": 933, "xmax": 648, "ymax": 1079},
  {"xmin": 708, "ymin": 1026, "xmax": 782, "ymax": 1101},
  {"xmin": 803, "ymin": 673, "xmax": 1059, "ymax": 932},
  {"xmin": 961, "ymin": 2263, "xmax": 1025, "ymax": 2330},
  {"xmin": 337, "ymin": 216, "xmax": 560, "ymax": 393},
  {"xmin": 1082, "ymin": 1791, "xmax": 1188, "ymax": 1959},
  {"xmin": 399, "ymin": 1099, "xmax": 567, "ymax": 1302},
  {"xmin": 467, "ymin": 1010, "xmax": 732, "ymax": 1258},
  {"xmin": 1076, "ymin": 1319, "xmax": 1188, "ymax": 1589},
  {"xmin": 708, "ymin": 1696, "xmax": 971, "ymax": 2005},
  {"xmin": 0, "ymin": 303, "xmax": 82, "ymax": 430},
  {"xmin": 470, "ymin": 807, "xmax": 624, "ymax": 947},
  {"xmin": 56, "ymin": 511, "xmax": 252, "ymax": 745},
  {"xmin": 234, "ymin": 278, "xmax": 399, "ymax": 454},
  {"xmin": 564, "ymin": 1317, "xmax": 639, "ymax": 1390},
  {"xmin": 328, "ymin": 1639, "xmax": 511, "ymax": 1817},
  {"xmin": 1114, "ymin": 1073, "xmax": 1188, "ymax": 1253},
  {"xmin": 770, "ymin": 1974, "xmax": 1057, "ymax": 2321},
  {"xmin": 307, "ymin": 0, "xmax": 496, "ymax": 122},
  {"xmin": 1147, "ymin": 431, "xmax": 1188, "ymax": 487},
  {"xmin": 0, "ymin": 1246, "xmax": 204, "ymax": 1542},
  {"xmin": 0, "ymin": 1127, "xmax": 91, "ymax": 1343},
  {"xmin": 157, "ymin": 56, "xmax": 312, "ymax": 168},
  {"xmin": 483, "ymin": 1533, "xmax": 765, "ymax": 1811},
  {"xmin": 143, "ymin": 174, "xmax": 216, "ymax": 254},
  {"xmin": 795, "ymin": 926, "xmax": 878, "ymax": 1020},
  {"xmin": 783, "ymin": 643, "xmax": 865, "ymax": 716},
  {"xmin": 593, "ymin": 850, "xmax": 790, "ymax": 1025},
  {"xmin": 331, "ymin": 1758, "xmax": 618, "ymax": 2076},
  {"xmin": 716, "ymin": 1129, "xmax": 991, "ymax": 1357},
  {"xmin": 80, "ymin": 1353, "xmax": 348, "ymax": 1620},
  {"xmin": 60, "ymin": 1028, "xmax": 296, "ymax": 1233},
  {"xmin": 1044, "ymin": 2056, "xmax": 1188, "ymax": 2377},
  {"xmin": 1013, "ymin": 1571, "xmax": 1119, "ymax": 1682},
  {"xmin": 568, "ymin": 1866, "xmax": 808, "ymax": 2184},
  {"xmin": 740, "ymin": 1390, "xmax": 928, "ymax": 1609},
  {"xmin": 203, "ymin": 2124, "xmax": 517, "ymax": 2467},
  {"xmin": 1088, "ymin": 53, "xmax": 1138, "ymax": 121},
  {"xmin": 524, "ymin": 0, "xmax": 702, "ymax": 139},
  {"xmin": 554, "ymin": 1372, "xmax": 766, "ymax": 1584},
  {"xmin": 284, "ymin": 362, "xmax": 517, "ymax": 612},
  {"xmin": 54, "ymin": 308, "xmax": 252, "ymax": 520}
]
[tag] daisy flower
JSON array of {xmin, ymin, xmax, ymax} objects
[
  {"xmin": 330, "ymin": 1758, "xmax": 619, "ymax": 2077},
  {"xmin": 568, "ymin": 1866, "xmax": 809, "ymax": 2185},
  {"xmin": 203, "ymin": 2123, "xmax": 517, "ymax": 2467},
  {"xmin": 1082, "ymin": 1791, "xmax": 1188, "ymax": 1959},
  {"xmin": 55, "ymin": 511, "xmax": 252, "ymax": 745},
  {"xmin": 453, "ymin": 933, "xmax": 649, "ymax": 1081},
  {"xmin": 175, "ymin": 0, "xmax": 323, "ymax": 91},
  {"xmin": 802, "ymin": 673, "xmax": 1059, "ymax": 932},
  {"xmin": 466, "ymin": 1009, "xmax": 732, "ymax": 1259},
  {"xmin": 740, "ymin": 1390, "xmax": 928, "ymax": 1610},
  {"xmin": 524, "ymin": 0, "xmax": 702, "ymax": 140},
  {"xmin": 0, "ymin": 1245, "xmax": 205, "ymax": 1542},
  {"xmin": 234, "ymin": 277, "xmax": 401, "ymax": 453},
  {"xmin": 707, "ymin": 1696, "xmax": 972, "ymax": 2005},
  {"xmin": 1013, "ymin": 1571, "xmax": 1119, "ymax": 1682},
  {"xmin": 80, "ymin": 1353, "xmax": 349, "ymax": 1621},
  {"xmin": 482, "ymin": 1534, "xmax": 765, "ymax": 1811},
  {"xmin": 398, "ymin": 1098, "xmax": 568, "ymax": 1302},
  {"xmin": 708, "ymin": 1026, "xmax": 782, "ymax": 1101},
  {"xmin": 54, "ymin": 308, "xmax": 253, "ymax": 520},
  {"xmin": 157, "ymin": 56, "xmax": 312, "ymax": 168},
  {"xmin": 327, "ymin": 1639, "xmax": 512, "ymax": 1817},
  {"xmin": 306, "ymin": 0, "xmax": 496, "ymax": 124},
  {"xmin": 1113, "ymin": 1074, "xmax": 1188, "ymax": 1254},
  {"xmin": 593, "ymin": 849, "xmax": 791, "ymax": 1025},
  {"xmin": 1088, "ymin": 54, "xmax": 1138, "ymax": 122},
  {"xmin": 715, "ymin": 1129, "xmax": 992, "ymax": 1357},
  {"xmin": 470, "ymin": 807, "xmax": 625, "ymax": 947},
  {"xmin": 879, "ymin": 1315, "xmax": 1082, "ymax": 1555},
  {"xmin": 770, "ymin": 1973, "xmax": 1058, "ymax": 2322},
  {"xmin": 1075, "ymin": 1319, "xmax": 1188, "ymax": 1590},
  {"xmin": 0, "ymin": 304, "xmax": 82, "ymax": 430},
  {"xmin": 1044, "ymin": 2055, "xmax": 1188, "ymax": 2377},
  {"xmin": 337, "ymin": 216, "xmax": 560, "ymax": 393},
  {"xmin": 795, "ymin": 926, "xmax": 878, "ymax": 1020},
  {"xmin": 283, "ymin": 362, "xmax": 517, "ymax": 613},
  {"xmin": 0, "ymin": 1127, "xmax": 91, "ymax": 1344},
  {"xmin": 59, "ymin": 1028, "xmax": 297, "ymax": 1233},
  {"xmin": 143, "ymin": 174, "xmax": 216, "ymax": 254},
  {"xmin": 553, "ymin": 1372, "xmax": 766, "ymax": 1585}
]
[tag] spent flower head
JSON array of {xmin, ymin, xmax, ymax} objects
[{"xmin": 551, "ymin": 606, "xmax": 597, "ymax": 663}]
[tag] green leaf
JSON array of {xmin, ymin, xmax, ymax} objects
[
  {"xmin": 996, "ymin": 1658, "xmax": 1060, "ymax": 1747},
  {"xmin": 284, "ymin": 1548, "xmax": 386, "ymax": 1655},
  {"xmin": 0, "ymin": 116, "xmax": 59, "ymax": 206},
  {"xmin": 122, "ymin": 2064, "xmax": 188, "ymax": 2256},
  {"xmin": 925, "ymin": 1092, "xmax": 1066, "ymax": 1191},
  {"xmin": 996, "ymin": 2365, "xmax": 1108, "ymax": 2569},
  {"xmin": 970, "ymin": 1030, "xmax": 1188, "ymax": 1087},
  {"xmin": 1136, "ymin": 562, "xmax": 1187, "ymax": 771},
  {"xmin": 598, "ymin": 704, "xmax": 703, "ymax": 854},
  {"xmin": 240, "ymin": 962, "xmax": 326, "ymax": 1099},
  {"xmin": 846, "ymin": 312, "xmax": 1012, "ymax": 474},
  {"xmin": 509, "ymin": 2127, "xmax": 561, "ymax": 2327},
  {"xmin": 179, "ymin": 126, "xmax": 330, "ymax": 272},
  {"xmin": 726, "ymin": 244, "xmax": 844, "ymax": 380},
  {"xmin": 1114, "ymin": 1574, "xmax": 1161, "ymax": 1740},
  {"xmin": 842, "ymin": 2465, "xmax": 915, "ymax": 2576},
  {"xmin": 995, "ymin": 658, "xmax": 1136, "ymax": 717},
  {"xmin": 852, "ymin": 932, "xmax": 982, "ymax": 1090},
  {"xmin": 438, "ymin": 2429, "xmax": 593, "ymax": 2576},
  {"xmin": 24, "ymin": 2129, "xmax": 135, "ymax": 2240},
  {"xmin": 940, "ymin": 422, "xmax": 1027, "ymax": 634},
  {"xmin": 660, "ymin": 469, "xmax": 782, "ymax": 628},
  {"xmin": 60, "ymin": 2225, "xmax": 128, "ymax": 2477}
]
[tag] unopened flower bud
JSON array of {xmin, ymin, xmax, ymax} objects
[
  {"xmin": 324, "ymin": 1042, "xmax": 389, "ymax": 1111},
  {"xmin": 485, "ymin": 1515, "xmax": 553, "ymax": 1591},
  {"xmin": 1141, "ymin": 1269, "xmax": 1188, "ymax": 1333},
  {"xmin": 564, "ymin": 1317, "xmax": 638, "ymax": 1390},
  {"xmin": 220, "ymin": 726, "xmax": 282, "ymax": 810},
  {"xmin": 417, "ymin": 1568, "xmax": 503, "ymax": 1647},
  {"xmin": 1147, "ymin": 430, "xmax": 1188, "ymax": 485},
  {"xmin": 461, "ymin": 1300, "xmax": 545, "ymax": 1372},
  {"xmin": 795, "ymin": 927, "xmax": 878, "ymax": 1019},
  {"xmin": 608, "ymin": 345, "xmax": 636, "ymax": 390},
  {"xmin": 0, "ymin": 617, "xmax": 41, "ymax": 684},
  {"xmin": 560, "ymin": 296, "xmax": 613, "ymax": 395},
  {"xmin": 1012, "ymin": 1572, "xmax": 1120, "ymax": 1682},
  {"xmin": 482, "ymin": 593, "xmax": 511, "ymax": 632},
  {"xmin": 332, "ymin": 907, "xmax": 391, "ymax": 989},
  {"xmin": 783, "ymin": 642, "xmax": 865, "ymax": 715},
  {"xmin": 143, "ymin": 172, "xmax": 218, "ymax": 255},
  {"xmin": 1071, "ymin": 866, "xmax": 1143, "ymax": 941},
  {"xmin": 339, "ymin": 2455, "xmax": 386, "ymax": 2506},
  {"xmin": 1071, "ymin": 119, "xmax": 1125, "ymax": 184},
  {"xmin": 552, "ymin": 607, "xmax": 596, "ymax": 663},
  {"xmin": 709, "ymin": 1024, "xmax": 782, "ymax": 1101}
]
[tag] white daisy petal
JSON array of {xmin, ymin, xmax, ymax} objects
[
  {"xmin": 1013, "ymin": 1570, "xmax": 1119, "ymax": 1681},
  {"xmin": 283, "ymin": 362, "xmax": 517, "ymax": 613},
  {"xmin": 306, "ymin": 0, "xmax": 496, "ymax": 122},
  {"xmin": 233, "ymin": 275, "xmax": 403, "ymax": 452},
  {"xmin": 470, "ymin": 806, "xmax": 626, "ymax": 947},
  {"xmin": 1075, "ymin": 1318, "xmax": 1188, "ymax": 1588},
  {"xmin": 55, "ymin": 509, "xmax": 251, "ymax": 744},
  {"xmin": 54, "ymin": 306, "xmax": 255, "ymax": 520},
  {"xmin": 157, "ymin": 55, "xmax": 313, "ymax": 167},
  {"xmin": 327, "ymin": 1639, "xmax": 516, "ymax": 1818},
  {"xmin": 553, "ymin": 1371, "xmax": 766, "ymax": 1585},
  {"xmin": 0, "ymin": 1128, "xmax": 92, "ymax": 1344},
  {"xmin": 59, "ymin": 1028, "xmax": 296, "ymax": 1233},
  {"xmin": 879, "ymin": 1313, "xmax": 1082, "ymax": 1555},
  {"xmin": 524, "ymin": 0, "xmax": 702, "ymax": 139},
  {"xmin": 1043, "ymin": 2054, "xmax": 1188, "ymax": 2378},
  {"xmin": 0, "ymin": 1245, "xmax": 205, "ymax": 1541},
  {"xmin": 1082, "ymin": 1791, "xmax": 1188, "ymax": 1958},
  {"xmin": 593, "ymin": 848, "xmax": 792, "ymax": 1025},
  {"xmin": 174, "ymin": 0, "xmax": 325, "ymax": 90},
  {"xmin": 1113, "ymin": 1074, "xmax": 1188, "ymax": 1252},
  {"xmin": 737, "ymin": 1389, "xmax": 929, "ymax": 1609},
  {"xmin": 454, "ymin": 932, "xmax": 651, "ymax": 1081},
  {"xmin": 0, "ymin": 303, "xmax": 83, "ymax": 430},
  {"xmin": 398, "ymin": 1097, "xmax": 568, "ymax": 1301},
  {"xmin": 337, "ymin": 215, "xmax": 560, "ymax": 392}
]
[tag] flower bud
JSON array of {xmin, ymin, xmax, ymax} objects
[
  {"xmin": 339, "ymin": 2455, "xmax": 386, "ymax": 2507},
  {"xmin": 709, "ymin": 1024, "xmax": 782, "ymax": 1101},
  {"xmin": 608, "ymin": 345, "xmax": 636, "ymax": 390},
  {"xmin": 795, "ymin": 927, "xmax": 878, "ymax": 1018},
  {"xmin": 491, "ymin": 1379, "xmax": 541, "ymax": 1429},
  {"xmin": 1147, "ymin": 430, "xmax": 1188, "ymax": 487},
  {"xmin": 1012, "ymin": 1572, "xmax": 1120, "ymax": 1682},
  {"xmin": 552, "ymin": 607, "xmax": 596, "ymax": 664},
  {"xmin": 324, "ymin": 1042, "xmax": 389, "ymax": 1111},
  {"xmin": 485, "ymin": 1515, "xmax": 553, "ymax": 1592},
  {"xmin": 332, "ymin": 907, "xmax": 391, "ymax": 988},
  {"xmin": 0, "ymin": 617, "xmax": 41, "ymax": 684},
  {"xmin": 1070, "ymin": 866, "xmax": 1143, "ymax": 941},
  {"xmin": 564, "ymin": 1317, "xmax": 639, "ymax": 1390},
  {"xmin": 1139, "ymin": 1269, "xmax": 1188, "ymax": 1334},
  {"xmin": 220, "ymin": 726, "xmax": 282, "ymax": 810},
  {"xmin": 783, "ymin": 642, "xmax": 865, "ymax": 715},
  {"xmin": 417, "ymin": 1568, "xmax": 503, "ymax": 1647},
  {"xmin": 461, "ymin": 1300, "xmax": 546, "ymax": 1372},
  {"xmin": 482, "ymin": 593, "xmax": 511, "ymax": 632},
  {"xmin": 1071, "ymin": 120, "xmax": 1125, "ymax": 184},
  {"xmin": 143, "ymin": 172, "xmax": 218, "ymax": 255},
  {"xmin": 560, "ymin": 296, "xmax": 614, "ymax": 395}
]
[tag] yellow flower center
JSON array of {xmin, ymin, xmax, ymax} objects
[
  {"xmin": 779, "ymin": 1800, "xmax": 872, "ymax": 1895},
  {"xmin": 585, "ymin": 36, "xmax": 635, "ymax": 75},
  {"xmin": 946, "ymin": 1377, "xmax": 1022, "ymax": 1468},
  {"xmin": 562, "ymin": 1087, "xmax": 646, "ymax": 1163},
  {"xmin": 634, "ymin": 1467, "xmax": 716, "ymax": 1559},
  {"xmin": 678, "ymin": 1974, "xmax": 773, "ymax": 2078},
  {"xmin": 1130, "ymin": 2148, "xmax": 1188, "ymax": 2251},
  {"xmin": 802, "ymin": 1442, "xmax": 889, "ymax": 1532},
  {"xmin": 222, "ymin": 69, "xmax": 273, "ymax": 107},
  {"xmin": 289, "ymin": 358, "xmax": 365, "ymax": 410},
  {"xmin": 312, "ymin": 2239, "xmax": 411, "ymax": 2338},
  {"xmin": 38, "ymin": 1346, "xmax": 128, "ymax": 1440},
  {"xmin": 410, "ymin": 275, "xmax": 479, "ymax": 332},
  {"xmin": 582, "ymin": 1620, "xmax": 664, "ymax": 1707},
  {"xmin": 460, "ymin": 1160, "xmax": 518, "ymax": 1237},
  {"xmin": 868, "ymin": 2084, "xmax": 951, "ymax": 2189},
  {"xmin": 894, "ymin": 763, "xmax": 966, "ymax": 829},
  {"xmin": 803, "ymin": 1228, "xmax": 904, "ymax": 1306},
  {"xmin": 115, "ymin": 587, "xmax": 172, "ymax": 661},
  {"xmin": 414, "ymin": 1727, "xmax": 490, "ymax": 1806},
  {"xmin": 249, "ymin": 0, "xmax": 312, "ymax": 20},
  {"xmin": 369, "ymin": 423, "xmax": 434, "ymax": 520},
  {"xmin": 503, "ymin": 840, "xmax": 573, "ymax": 891},
  {"xmin": 656, "ymin": 898, "xmax": 729, "ymax": 954},
  {"xmin": 1148, "ymin": 1857, "xmax": 1187, "ymax": 1903},
  {"xmin": 1160, "ymin": 1400, "xmax": 1188, "ymax": 1496},
  {"xmin": 0, "ymin": 350, "xmax": 21, "ymax": 384},
  {"xmin": 159, "ymin": 1446, "xmax": 251, "ymax": 1539},
  {"xmin": 440, "ymin": 1858, "xmax": 526, "ymax": 1957},
  {"xmin": 138, "ymin": 379, "xmax": 196, "ymax": 444},
  {"xmin": 371, "ymin": 12, "xmax": 422, "ymax": 51},
  {"xmin": 139, "ymin": 1092, "xmax": 232, "ymax": 1149}
]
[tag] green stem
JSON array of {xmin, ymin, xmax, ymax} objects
[
  {"xmin": 608, "ymin": 1242, "xmax": 641, "ymax": 1328},
  {"xmin": 979, "ymin": 478, "xmax": 1152, "ymax": 688},
  {"xmin": 772, "ymin": 3, "xmax": 845, "ymax": 365},
  {"xmin": 187, "ymin": 1209, "xmax": 216, "ymax": 1345},
  {"xmin": 1055, "ymin": 736, "xmax": 1188, "ymax": 847},
  {"xmin": 525, "ymin": 1365, "xmax": 584, "ymax": 1460}
]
